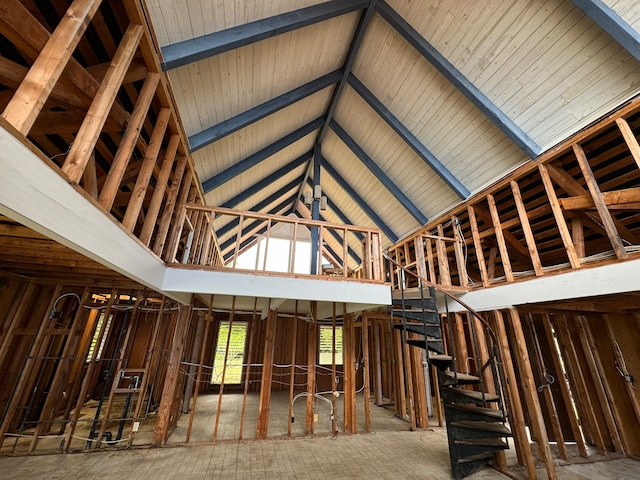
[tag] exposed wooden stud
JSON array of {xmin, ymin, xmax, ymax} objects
[
  {"xmin": 83, "ymin": 153, "xmax": 99, "ymax": 200},
  {"xmin": 373, "ymin": 321, "xmax": 383, "ymax": 406},
  {"xmin": 162, "ymin": 170, "xmax": 193, "ymax": 261},
  {"xmin": 186, "ymin": 296, "xmax": 213, "ymax": 443},
  {"xmin": 393, "ymin": 326, "xmax": 407, "ymax": 420},
  {"xmin": 153, "ymin": 156, "xmax": 188, "ymax": 256},
  {"xmin": 256, "ymin": 307, "xmax": 277, "ymax": 439},
  {"xmin": 576, "ymin": 316, "xmax": 625, "ymax": 453},
  {"xmin": 555, "ymin": 315, "xmax": 607, "ymax": 454},
  {"xmin": 62, "ymin": 24, "xmax": 144, "ymax": 183},
  {"xmin": 508, "ymin": 308, "xmax": 557, "ymax": 480},
  {"xmin": 99, "ymin": 72, "xmax": 160, "ymax": 211},
  {"xmin": 152, "ymin": 304, "xmax": 192, "ymax": 445},
  {"xmin": 343, "ymin": 308, "xmax": 357, "ymax": 433},
  {"xmin": 2, "ymin": 0, "xmax": 103, "ymax": 134},
  {"xmin": 616, "ymin": 117, "xmax": 640, "ymax": 169},
  {"xmin": 573, "ymin": 143, "xmax": 627, "ymax": 259},
  {"xmin": 487, "ymin": 194, "xmax": 514, "ymax": 282},
  {"xmin": 538, "ymin": 164, "xmax": 582, "ymax": 269},
  {"xmin": 511, "ymin": 181, "xmax": 544, "ymax": 276},
  {"xmin": 436, "ymin": 224, "xmax": 451, "ymax": 286},
  {"xmin": 213, "ymin": 296, "xmax": 236, "ymax": 441},
  {"xmin": 541, "ymin": 314, "xmax": 588, "ymax": 458},
  {"xmin": 493, "ymin": 310, "xmax": 537, "ymax": 479},
  {"xmin": 287, "ymin": 302, "xmax": 299, "ymax": 437},
  {"xmin": 238, "ymin": 299, "xmax": 258, "ymax": 440},
  {"xmin": 453, "ymin": 313, "xmax": 469, "ymax": 374},
  {"xmin": 362, "ymin": 312, "xmax": 372, "ymax": 433},
  {"xmin": 451, "ymin": 215, "xmax": 468, "ymax": 287},
  {"xmin": 306, "ymin": 303, "xmax": 318, "ymax": 435},
  {"xmin": 122, "ymin": 108, "xmax": 172, "ymax": 232}
]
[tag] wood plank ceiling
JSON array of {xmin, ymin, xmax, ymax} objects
[{"xmin": 146, "ymin": 0, "xmax": 640, "ymax": 250}]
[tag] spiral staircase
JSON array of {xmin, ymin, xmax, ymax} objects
[{"xmin": 387, "ymin": 257, "xmax": 511, "ymax": 480}]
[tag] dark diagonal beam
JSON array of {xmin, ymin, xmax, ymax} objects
[
  {"xmin": 202, "ymin": 116, "xmax": 324, "ymax": 193},
  {"xmin": 347, "ymin": 74, "xmax": 469, "ymax": 199},
  {"xmin": 162, "ymin": 0, "xmax": 368, "ymax": 70},
  {"xmin": 221, "ymin": 193, "xmax": 297, "ymax": 259},
  {"xmin": 217, "ymin": 176, "xmax": 303, "ymax": 238},
  {"xmin": 571, "ymin": 0, "xmax": 640, "ymax": 62},
  {"xmin": 376, "ymin": 0, "xmax": 541, "ymax": 159},
  {"xmin": 190, "ymin": 70, "xmax": 342, "ymax": 151},
  {"xmin": 330, "ymin": 119, "xmax": 428, "ymax": 224},
  {"xmin": 322, "ymin": 159, "xmax": 398, "ymax": 242},
  {"xmin": 222, "ymin": 151, "xmax": 312, "ymax": 209}
]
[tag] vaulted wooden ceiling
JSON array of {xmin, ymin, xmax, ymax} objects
[{"xmin": 145, "ymin": 0, "xmax": 640, "ymax": 249}]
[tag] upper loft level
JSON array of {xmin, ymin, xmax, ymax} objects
[{"xmin": 387, "ymin": 95, "xmax": 640, "ymax": 311}]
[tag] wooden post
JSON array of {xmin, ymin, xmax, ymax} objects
[
  {"xmin": 122, "ymin": 108, "xmax": 172, "ymax": 232},
  {"xmin": 83, "ymin": 154, "xmax": 99, "ymax": 199},
  {"xmin": 487, "ymin": 194, "xmax": 514, "ymax": 282},
  {"xmin": 403, "ymin": 338, "xmax": 417, "ymax": 430},
  {"xmin": 331, "ymin": 303, "xmax": 338, "ymax": 434},
  {"xmin": 140, "ymin": 137, "xmax": 181, "ymax": 244},
  {"xmin": 573, "ymin": 143, "xmax": 627, "ymax": 259},
  {"xmin": 343, "ymin": 309, "xmax": 357, "ymax": 433},
  {"xmin": 99, "ymin": 72, "xmax": 160, "ymax": 210},
  {"xmin": 451, "ymin": 215, "xmax": 469, "ymax": 287},
  {"xmin": 555, "ymin": 315, "xmax": 606, "ymax": 454},
  {"xmin": 493, "ymin": 310, "xmax": 537, "ymax": 479},
  {"xmin": 435, "ymin": 225, "xmax": 451, "ymax": 286},
  {"xmin": 62, "ymin": 24, "xmax": 143, "ymax": 182},
  {"xmin": 467, "ymin": 206, "xmax": 489, "ymax": 286},
  {"xmin": 373, "ymin": 321, "xmax": 383, "ymax": 406},
  {"xmin": 153, "ymin": 157, "xmax": 188, "ymax": 256},
  {"xmin": 186, "ymin": 297, "xmax": 212, "ymax": 443},
  {"xmin": 362, "ymin": 312, "xmax": 372, "ymax": 432},
  {"xmin": 541, "ymin": 315, "xmax": 588, "ymax": 457},
  {"xmin": 256, "ymin": 308, "xmax": 277, "ymax": 439},
  {"xmin": 510, "ymin": 180, "xmax": 544, "ymax": 276},
  {"xmin": 453, "ymin": 313, "xmax": 469, "ymax": 374},
  {"xmin": 306, "ymin": 303, "xmax": 318, "ymax": 435},
  {"xmin": 213, "ymin": 297, "xmax": 236, "ymax": 441},
  {"xmin": 239, "ymin": 299, "xmax": 258, "ymax": 440},
  {"xmin": 393, "ymin": 327, "xmax": 407, "ymax": 420},
  {"xmin": 152, "ymin": 304, "xmax": 192, "ymax": 445},
  {"xmin": 576, "ymin": 316, "xmax": 625, "ymax": 453},
  {"xmin": 2, "ymin": 0, "xmax": 103, "ymax": 134},
  {"xmin": 507, "ymin": 308, "xmax": 557, "ymax": 480},
  {"xmin": 163, "ymin": 172, "xmax": 193, "ymax": 262},
  {"xmin": 287, "ymin": 302, "xmax": 299, "ymax": 437}
]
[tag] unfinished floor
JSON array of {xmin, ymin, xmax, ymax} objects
[{"xmin": 2, "ymin": 394, "xmax": 639, "ymax": 479}]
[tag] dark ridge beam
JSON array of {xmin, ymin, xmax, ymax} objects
[
  {"xmin": 162, "ymin": 0, "xmax": 369, "ymax": 70},
  {"xmin": 222, "ymin": 151, "xmax": 312, "ymax": 209},
  {"xmin": 322, "ymin": 159, "xmax": 398, "ymax": 242},
  {"xmin": 571, "ymin": 0, "xmax": 640, "ymax": 62},
  {"xmin": 202, "ymin": 116, "xmax": 325, "ymax": 193},
  {"xmin": 220, "ymin": 193, "xmax": 297, "ymax": 258},
  {"xmin": 346, "ymin": 75, "xmax": 470, "ymax": 199},
  {"xmin": 330, "ymin": 119, "xmax": 428, "ymax": 224},
  {"xmin": 316, "ymin": 0, "xmax": 379, "ymax": 144},
  {"xmin": 303, "ymin": 177, "xmax": 365, "ymax": 241},
  {"xmin": 376, "ymin": 0, "xmax": 541, "ymax": 159},
  {"xmin": 217, "ymin": 176, "xmax": 303, "ymax": 238},
  {"xmin": 190, "ymin": 70, "xmax": 342, "ymax": 151}
]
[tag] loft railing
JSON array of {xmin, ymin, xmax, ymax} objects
[{"xmin": 167, "ymin": 204, "xmax": 385, "ymax": 282}]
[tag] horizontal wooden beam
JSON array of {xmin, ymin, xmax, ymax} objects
[{"xmin": 559, "ymin": 186, "xmax": 640, "ymax": 210}]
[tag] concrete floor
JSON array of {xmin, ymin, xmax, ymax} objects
[{"xmin": 2, "ymin": 393, "xmax": 639, "ymax": 479}]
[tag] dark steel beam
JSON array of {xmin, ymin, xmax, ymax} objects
[
  {"xmin": 330, "ymin": 119, "xmax": 428, "ymax": 224},
  {"xmin": 571, "ymin": 0, "xmax": 640, "ymax": 62},
  {"xmin": 190, "ymin": 70, "xmax": 342, "ymax": 151},
  {"xmin": 376, "ymin": 0, "xmax": 541, "ymax": 159},
  {"xmin": 346, "ymin": 74, "xmax": 470, "ymax": 199},
  {"xmin": 202, "ymin": 116, "xmax": 324, "ymax": 193},
  {"xmin": 322, "ymin": 158, "xmax": 398, "ymax": 242},
  {"xmin": 162, "ymin": 0, "xmax": 368, "ymax": 70},
  {"xmin": 222, "ymin": 152, "xmax": 312, "ymax": 209}
]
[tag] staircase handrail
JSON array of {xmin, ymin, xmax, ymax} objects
[{"xmin": 382, "ymin": 251, "xmax": 498, "ymax": 346}]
